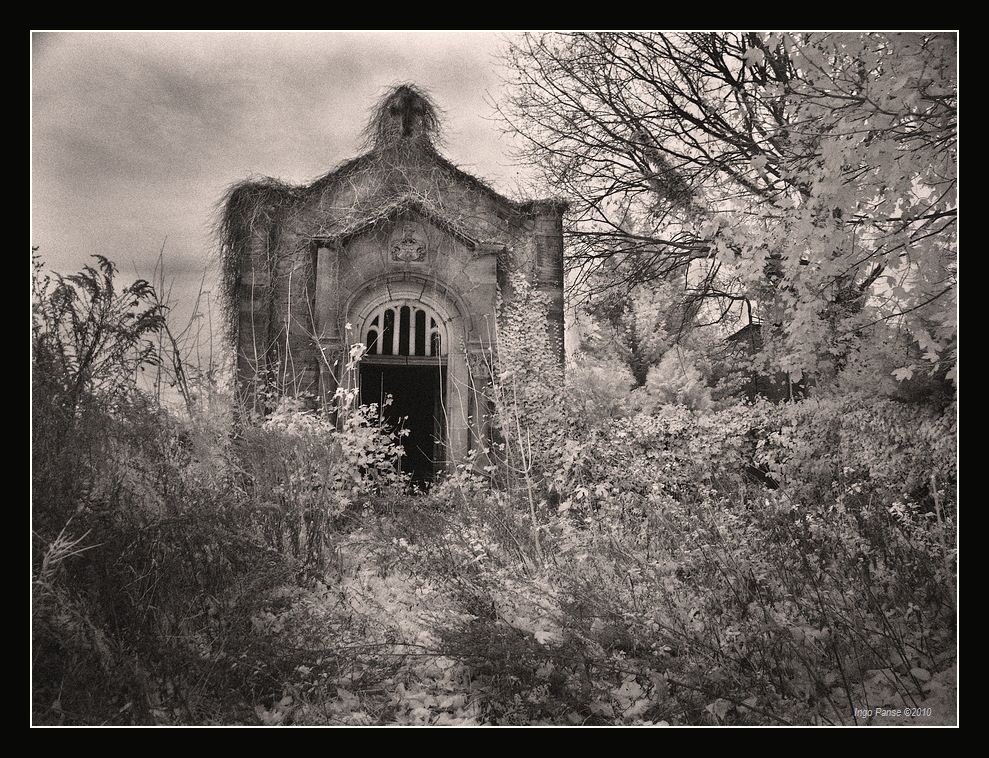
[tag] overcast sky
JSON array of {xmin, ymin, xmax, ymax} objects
[{"xmin": 31, "ymin": 30, "xmax": 535, "ymax": 335}]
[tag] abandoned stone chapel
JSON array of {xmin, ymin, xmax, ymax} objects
[{"xmin": 220, "ymin": 84, "xmax": 566, "ymax": 484}]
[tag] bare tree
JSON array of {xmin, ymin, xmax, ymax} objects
[{"xmin": 499, "ymin": 32, "xmax": 956, "ymax": 386}]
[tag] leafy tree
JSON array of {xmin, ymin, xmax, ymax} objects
[
  {"xmin": 641, "ymin": 347, "xmax": 714, "ymax": 412},
  {"xmin": 500, "ymin": 32, "xmax": 956, "ymax": 391},
  {"xmin": 575, "ymin": 284, "xmax": 672, "ymax": 387}
]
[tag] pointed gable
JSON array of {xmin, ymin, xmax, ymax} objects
[{"xmin": 220, "ymin": 83, "xmax": 566, "ymax": 479}]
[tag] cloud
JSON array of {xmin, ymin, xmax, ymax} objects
[{"xmin": 31, "ymin": 31, "xmax": 527, "ymax": 333}]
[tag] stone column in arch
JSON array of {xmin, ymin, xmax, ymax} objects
[
  {"xmin": 466, "ymin": 346, "xmax": 496, "ymax": 474},
  {"xmin": 314, "ymin": 239, "xmax": 344, "ymax": 414}
]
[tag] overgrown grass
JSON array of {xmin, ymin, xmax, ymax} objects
[{"xmin": 32, "ymin": 255, "xmax": 956, "ymax": 726}]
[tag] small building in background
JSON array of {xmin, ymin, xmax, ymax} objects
[{"xmin": 726, "ymin": 322, "xmax": 805, "ymax": 402}]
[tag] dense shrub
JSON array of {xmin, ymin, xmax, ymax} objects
[
  {"xmin": 232, "ymin": 397, "xmax": 408, "ymax": 578},
  {"xmin": 32, "ymin": 255, "xmax": 956, "ymax": 726},
  {"xmin": 32, "ymin": 257, "xmax": 322, "ymax": 724}
]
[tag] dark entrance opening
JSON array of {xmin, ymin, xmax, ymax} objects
[{"xmin": 359, "ymin": 362, "xmax": 446, "ymax": 487}]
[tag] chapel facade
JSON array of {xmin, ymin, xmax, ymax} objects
[{"xmin": 220, "ymin": 85, "xmax": 565, "ymax": 483}]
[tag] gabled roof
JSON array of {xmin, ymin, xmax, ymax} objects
[
  {"xmin": 218, "ymin": 84, "xmax": 568, "ymax": 334},
  {"xmin": 727, "ymin": 322, "xmax": 764, "ymax": 348},
  {"xmin": 306, "ymin": 140, "xmax": 522, "ymax": 212},
  {"xmin": 317, "ymin": 193, "xmax": 481, "ymax": 250}
]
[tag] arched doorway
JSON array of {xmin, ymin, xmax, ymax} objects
[{"xmin": 357, "ymin": 300, "xmax": 449, "ymax": 486}]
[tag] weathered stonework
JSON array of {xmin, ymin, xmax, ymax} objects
[{"xmin": 222, "ymin": 85, "xmax": 566, "ymax": 482}]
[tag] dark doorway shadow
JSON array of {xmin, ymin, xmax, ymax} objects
[{"xmin": 360, "ymin": 362, "xmax": 446, "ymax": 488}]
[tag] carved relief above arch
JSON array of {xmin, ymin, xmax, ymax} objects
[{"xmin": 388, "ymin": 219, "xmax": 429, "ymax": 262}]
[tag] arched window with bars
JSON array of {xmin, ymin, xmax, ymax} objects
[{"xmin": 364, "ymin": 302, "xmax": 445, "ymax": 358}]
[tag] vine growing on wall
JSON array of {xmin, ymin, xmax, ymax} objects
[
  {"xmin": 483, "ymin": 274, "xmax": 566, "ymax": 544},
  {"xmin": 215, "ymin": 84, "xmax": 544, "ymax": 418}
]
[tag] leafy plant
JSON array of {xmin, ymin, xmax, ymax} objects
[{"xmin": 501, "ymin": 32, "xmax": 957, "ymax": 392}]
